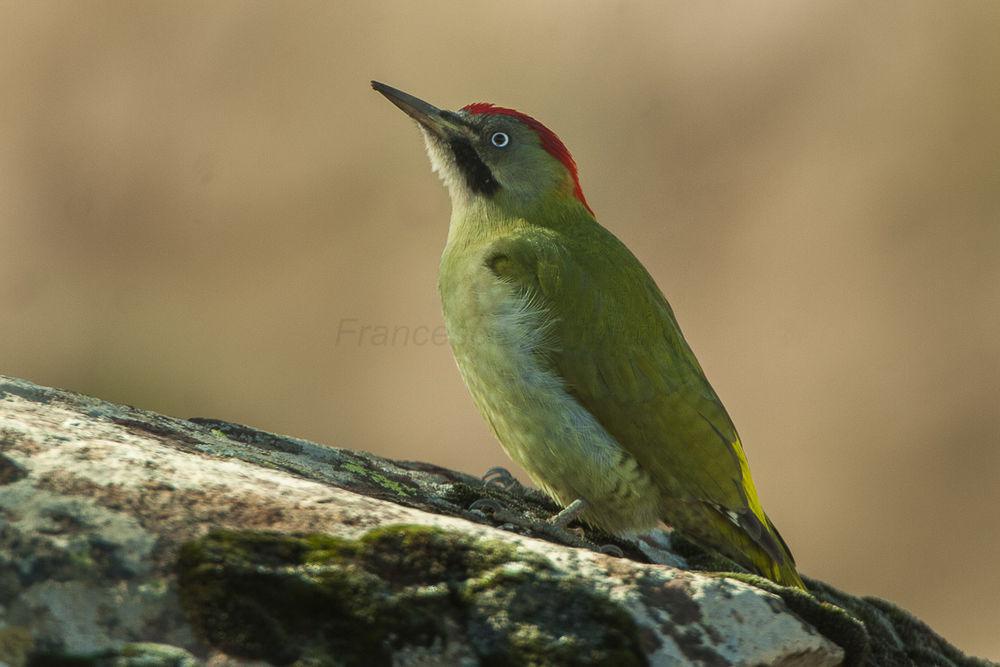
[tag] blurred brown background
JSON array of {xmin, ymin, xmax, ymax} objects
[{"xmin": 2, "ymin": 0, "xmax": 998, "ymax": 658}]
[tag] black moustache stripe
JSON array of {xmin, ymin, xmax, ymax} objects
[{"xmin": 448, "ymin": 138, "xmax": 500, "ymax": 196}]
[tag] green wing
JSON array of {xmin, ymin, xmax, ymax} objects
[{"xmin": 485, "ymin": 224, "xmax": 802, "ymax": 586}]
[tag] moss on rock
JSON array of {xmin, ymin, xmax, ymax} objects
[
  {"xmin": 176, "ymin": 525, "xmax": 646, "ymax": 666},
  {"xmin": 0, "ymin": 626, "xmax": 33, "ymax": 667},
  {"xmin": 721, "ymin": 573, "xmax": 870, "ymax": 666},
  {"xmin": 465, "ymin": 564, "xmax": 647, "ymax": 666}
]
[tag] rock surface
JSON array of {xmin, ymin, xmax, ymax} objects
[{"xmin": 0, "ymin": 376, "xmax": 989, "ymax": 666}]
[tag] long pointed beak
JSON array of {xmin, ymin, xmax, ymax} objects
[{"xmin": 371, "ymin": 81, "xmax": 464, "ymax": 138}]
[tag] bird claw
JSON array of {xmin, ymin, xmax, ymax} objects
[
  {"xmin": 482, "ymin": 466, "xmax": 522, "ymax": 491},
  {"xmin": 469, "ymin": 496, "xmax": 626, "ymax": 558},
  {"xmin": 468, "ymin": 498, "xmax": 530, "ymax": 532},
  {"xmin": 598, "ymin": 544, "xmax": 625, "ymax": 558},
  {"xmin": 468, "ymin": 498, "xmax": 505, "ymax": 515}
]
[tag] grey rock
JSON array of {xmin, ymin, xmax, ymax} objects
[{"xmin": 0, "ymin": 375, "xmax": 989, "ymax": 666}]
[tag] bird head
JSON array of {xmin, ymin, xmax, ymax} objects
[{"xmin": 372, "ymin": 81, "xmax": 593, "ymax": 219}]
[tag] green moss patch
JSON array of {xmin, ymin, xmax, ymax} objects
[
  {"xmin": 340, "ymin": 462, "xmax": 412, "ymax": 497},
  {"xmin": 465, "ymin": 565, "xmax": 646, "ymax": 666},
  {"xmin": 176, "ymin": 525, "xmax": 647, "ymax": 666},
  {"xmin": 722, "ymin": 573, "xmax": 869, "ymax": 666}
]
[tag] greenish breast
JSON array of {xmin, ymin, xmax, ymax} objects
[{"xmin": 438, "ymin": 241, "xmax": 662, "ymax": 533}]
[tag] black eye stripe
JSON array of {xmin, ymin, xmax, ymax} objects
[{"xmin": 448, "ymin": 138, "xmax": 500, "ymax": 196}]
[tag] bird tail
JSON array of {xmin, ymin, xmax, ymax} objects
[
  {"xmin": 760, "ymin": 514, "xmax": 806, "ymax": 589},
  {"xmin": 683, "ymin": 504, "xmax": 806, "ymax": 590},
  {"xmin": 754, "ymin": 542, "xmax": 806, "ymax": 589}
]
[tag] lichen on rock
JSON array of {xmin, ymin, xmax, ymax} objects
[{"xmin": 0, "ymin": 375, "xmax": 990, "ymax": 666}]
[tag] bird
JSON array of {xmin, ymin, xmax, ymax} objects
[{"xmin": 371, "ymin": 81, "xmax": 805, "ymax": 589}]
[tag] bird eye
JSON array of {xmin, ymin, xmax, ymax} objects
[{"xmin": 490, "ymin": 132, "xmax": 510, "ymax": 148}]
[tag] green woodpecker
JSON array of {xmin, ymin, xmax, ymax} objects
[{"xmin": 372, "ymin": 81, "xmax": 805, "ymax": 589}]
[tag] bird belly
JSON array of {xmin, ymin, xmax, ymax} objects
[{"xmin": 440, "ymin": 261, "xmax": 661, "ymax": 534}]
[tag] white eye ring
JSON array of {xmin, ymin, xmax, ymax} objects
[{"xmin": 490, "ymin": 132, "xmax": 510, "ymax": 148}]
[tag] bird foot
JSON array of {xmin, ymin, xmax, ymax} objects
[
  {"xmin": 467, "ymin": 496, "xmax": 591, "ymax": 550},
  {"xmin": 549, "ymin": 498, "xmax": 587, "ymax": 529},
  {"xmin": 481, "ymin": 466, "xmax": 525, "ymax": 493},
  {"xmin": 468, "ymin": 497, "xmax": 534, "ymax": 528},
  {"xmin": 468, "ymin": 498, "xmax": 504, "ymax": 514},
  {"xmin": 468, "ymin": 494, "xmax": 626, "ymax": 558},
  {"xmin": 598, "ymin": 544, "xmax": 625, "ymax": 558}
]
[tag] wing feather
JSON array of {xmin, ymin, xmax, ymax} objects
[{"xmin": 485, "ymin": 225, "xmax": 792, "ymax": 571}]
